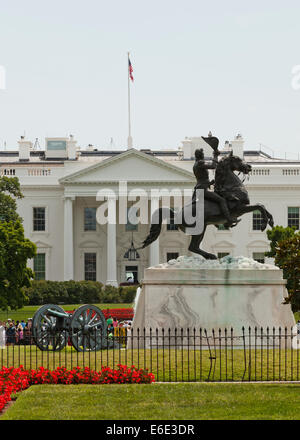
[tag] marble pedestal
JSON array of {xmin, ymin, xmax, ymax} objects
[{"xmin": 131, "ymin": 256, "xmax": 296, "ymax": 348}]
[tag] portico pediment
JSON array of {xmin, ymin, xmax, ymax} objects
[{"xmin": 59, "ymin": 149, "xmax": 194, "ymax": 185}]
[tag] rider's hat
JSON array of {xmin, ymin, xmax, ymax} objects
[{"xmin": 202, "ymin": 136, "xmax": 219, "ymax": 151}]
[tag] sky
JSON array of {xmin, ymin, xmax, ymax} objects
[{"xmin": 1, "ymin": 0, "xmax": 300, "ymax": 158}]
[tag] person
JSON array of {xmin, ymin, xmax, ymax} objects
[
  {"xmin": 20, "ymin": 320, "xmax": 26, "ymax": 330},
  {"xmin": 6, "ymin": 321, "xmax": 16, "ymax": 346},
  {"xmin": 192, "ymin": 146, "xmax": 239, "ymax": 227},
  {"xmin": 0, "ymin": 321, "xmax": 6, "ymax": 349},
  {"xmin": 24, "ymin": 323, "xmax": 32, "ymax": 345},
  {"xmin": 126, "ymin": 323, "xmax": 132, "ymax": 339},
  {"xmin": 107, "ymin": 324, "xmax": 114, "ymax": 339},
  {"xmin": 17, "ymin": 323, "xmax": 24, "ymax": 345},
  {"xmin": 113, "ymin": 317, "xmax": 118, "ymax": 328},
  {"xmin": 106, "ymin": 315, "xmax": 113, "ymax": 326}
]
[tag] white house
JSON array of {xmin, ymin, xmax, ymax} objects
[{"xmin": 1, "ymin": 133, "xmax": 299, "ymax": 286}]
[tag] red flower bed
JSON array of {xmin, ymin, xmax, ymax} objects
[
  {"xmin": 67, "ymin": 308, "xmax": 134, "ymax": 320},
  {"xmin": 0, "ymin": 365, "xmax": 155, "ymax": 413}
]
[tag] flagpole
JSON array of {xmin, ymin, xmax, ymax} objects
[{"xmin": 127, "ymin": 52, "xmax": 133, "ymax": 149}]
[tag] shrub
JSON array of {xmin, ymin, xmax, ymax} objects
[
  {"xmin": 24, "ymin": 280, "xmax": 104, "ymax": 305},
  {"xmin": 24, "ymin": 281, "xmax": 69, "ymax": 305},
  {"xmin": 101, "ymin": 285, "xmax": 121, "ymax": 303},
  {"xmin": 63, "ymin": 280, "xmax": 83, "ymax": 304},
  {"xmin": 118, "ymin": 286, "xmax": 138, "ymax": 303}
]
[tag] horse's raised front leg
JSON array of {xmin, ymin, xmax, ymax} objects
[
  {"xmin": 188, "ymin": 228, "xmax": 218, "ymax": 260},
  {"xmin": 238, "ymin": 204, "xmax": 269, "ymax": 231},
  {"xmin": 263, "ymin": 207, "xmax": 274, "ymax": 227}
]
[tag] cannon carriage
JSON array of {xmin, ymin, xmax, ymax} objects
[{"xmin": 32, "ymin": 304, "xmax": 117, "ymax": 352}]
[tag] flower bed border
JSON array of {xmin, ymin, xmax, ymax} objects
[{"xmin": 0, "ymin": 365, "xmax": 155, "ymax": 413}]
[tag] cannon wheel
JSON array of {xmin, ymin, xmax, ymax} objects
[
  {"xmin": 70, "ymin": 304, "xmax": 107, "ymax": 352},
  {"xmin": 32, "ymin": 304, "xmax": 68, "ymax": 351}
]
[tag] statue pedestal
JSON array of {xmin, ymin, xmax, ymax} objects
[{"xmin": 131, "ymin": 256, "xmax": 295, "ymax": 348}]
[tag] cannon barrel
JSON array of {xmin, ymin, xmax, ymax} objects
[{"xmin": 47, "ymin": 308, "xmax": 71, "ymax": 319}]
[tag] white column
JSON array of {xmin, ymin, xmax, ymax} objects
[
  {"xmin": 64, "ymin": 196, "xmax": 74, "ymax": 280},
  {"xmin": 149, "ymin": 196, "xmax": 160, "ymax": 267},
  {"xmin": 106, "ymin": 195, "xmax": 118, "ymax": 287}
]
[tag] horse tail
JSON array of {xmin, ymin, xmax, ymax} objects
[{"xmin": 139, "ymin": 207, "xmax": 175, "ymax": 249}]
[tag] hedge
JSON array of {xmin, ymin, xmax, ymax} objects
[{"xmin": 23, "ymin": 280, "xmax": 138, "ymax": 306}]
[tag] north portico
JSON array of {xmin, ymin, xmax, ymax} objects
[{"xmin": 59, "ymin": 148, "xmax": 194, "ymax": 286}]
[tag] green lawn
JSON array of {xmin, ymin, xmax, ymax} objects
[
  {"xmin": 0, "ymin": 303, "xmax": 133, "ymax": 322},
  {"xmin": 1, "ymin": 383, "xmax": 300, "ymax": 420}
]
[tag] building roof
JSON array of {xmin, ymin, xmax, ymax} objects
[{"xmin": 0, "ymin": 147, "xmax": 298, "ymax": 166}]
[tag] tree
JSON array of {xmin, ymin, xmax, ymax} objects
[
  {"xmin": 265, "ymin": 225, "xmax": 297, "ymax": 259},
  {"xmin": 0, "ymin": 176, "xmax": 36, "ymax": 310},
  {"xmin": 0, "ymin": 176, "xmax": 24, "ymax": 222},
  {"xmin": 266, "ymin": 226, "xmax": 300, "ymax": 311},
  {"xmin": 273, "ymin": 234, "xmax": 300, "ymax": 312}
]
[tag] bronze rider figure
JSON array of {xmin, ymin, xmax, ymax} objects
[{"xmin": 192, "ymin": 134, "xmax": 240, "ymax": 228}]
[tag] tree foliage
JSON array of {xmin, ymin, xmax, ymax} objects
[
  {"xmin": 266, "ymin": 226, "xmax": 300, "ymax": 311},
  {"xmin": 0, "ymin": 176, "xmax": 24, "ymax": 223},
  {"xmin": 0, "ymin": 177, "xmax": 36, "ymax": 310},
  {"xmin": 265, "ymin": 225, "xmax": 297, "ymax": 258}
]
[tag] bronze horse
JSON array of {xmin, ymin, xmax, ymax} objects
[{"xmin": 141, "ymin": 151, "xmax": 274, "ymax": 260}]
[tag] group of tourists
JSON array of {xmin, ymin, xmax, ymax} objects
[
  {"xmin": 0, "ymin": 315, "xmax": 134, "ymax": 348},
  {"xmin": 0, "ymin": 318, "xmax": 33, "ymax": 348},
  {"xmin": 106, "ymin": 315, "xmax": 133, "ymax": 335}
]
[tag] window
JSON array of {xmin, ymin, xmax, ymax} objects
[
  {"xmin": 167, "ymin": 252, "xmax": 179, "ymax": 262},
  {"xmin": 84, "ymin": 207, "xmax": 97, "ymax": 231},
  {"xmin": 252, "ymin": 210, "xmax": 263, "ymax": 231},
  {"xmin": 125, "ymin": 265, "xmax": 138, "ymax": 283},
  {"xmin": 288, "ymin": 207, "xmax": 299, "ymax": 229},
  {"xmin": 34, "ymin": 253, "xmax": 46, "ymax": 280},
  {"xmin": 167, "ymin": 215, "xmax": 178, "ymax": 231},
  {"xmin": 126, "ymin": 206, "xmax": 138, "ymax": 231},
  {"xmin": 84, "ymin": 253, "xmax": 96, "ymax": 281},
  {"xmin": 252, "ymin": 252, "xmax": 265, "ymax": 264},
  {"xmin": 33, "ymin": 207, "xmax": 46, "ymax": 231},
  {"xmin": 217, "ymin": 252, "xmax": 230, "ymax": 259}
]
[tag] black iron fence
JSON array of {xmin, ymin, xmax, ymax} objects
[{"xmin": 1, "ymin": 326, "xmax": 300, "ymax": 382}]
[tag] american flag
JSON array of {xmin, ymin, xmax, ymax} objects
[{"xmin": 128, "ymin": 57, "xmax": 134, "ymax": 82}]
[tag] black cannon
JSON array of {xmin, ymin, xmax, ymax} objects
[{"xmin": 32, "ymin": 304, "xmax": 116, "ymax": 352}]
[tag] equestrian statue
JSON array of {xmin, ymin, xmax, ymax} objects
[{"xmin": 140, "ymin": 133, "xmax": 274, "ymax": 260}]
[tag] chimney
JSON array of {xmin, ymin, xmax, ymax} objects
[
  {"xmin": 231, "ymin": 133, "xmax": 244, "ymax": 158},
  {"xmin": 182, "ymin": 135, "xmax": 216, "ymax": 159},
  {"xmin": 224, "ymin": 140, "xmax": 231, "ymax": 151},
  {"xmin": 18, "ymin": 136, "xmax": 32, "ymax": 161},
  {"xmin": 182, "ymin": 138, "xmax": 192, "ymax": 160},
  {"xmin": 67, "ymin": 134, "xmax": 77, "ymax": 160}
]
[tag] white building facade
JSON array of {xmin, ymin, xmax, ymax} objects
[{"xmin": 2, "ymin": 134, "xmax": 300, "ymax": 286}]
